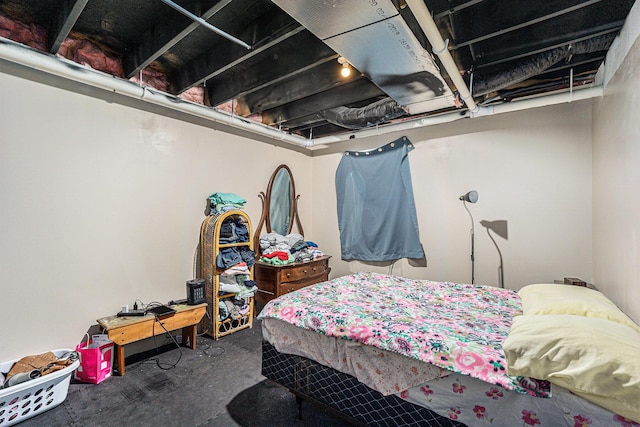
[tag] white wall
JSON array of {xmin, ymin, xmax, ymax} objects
[
  {"xmin": 0, "ymin": 73, "xmax": 312, "ymax": 361},
  {"xmin": 312, "ymin": 101, "xmax": 594, "ymax": 290},
  {"xmin": 3, "ymin": 20, "xmax": 638, "ymax": 362},
  {"xmin": 592, "ymin": 31, "xmax": 640, "ymax": 322}
]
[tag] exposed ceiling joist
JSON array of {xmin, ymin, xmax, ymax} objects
[
  {"xmin": 47, "ymin": 0, "xmax": 87, "ymax": 53},
  {"xmin": 449, "ymin": 0, "xmax": 606, "ymax": 50},
  {"xmin": 0, "ymin": 0, "xmax": 635, "ymax": 140},
  {"xmin": 205, "ymin": 29, "xmax": 336, "ymax": 106},
  {"xmin": 124, "ymin": 0, "xmax": 231, "ymax": 79},
  {"xmin": 263, "ymin": 77, "xmax": 388, "ymax": 128}
]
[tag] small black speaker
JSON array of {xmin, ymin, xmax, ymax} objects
[{"xmin": 186, "ymin": 279, "xmax": 205, "ymax": 305}]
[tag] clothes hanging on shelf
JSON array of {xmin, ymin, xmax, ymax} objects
[{"xmin": 200, "ymin": 208, "xmax": 255, "ymax": 339}]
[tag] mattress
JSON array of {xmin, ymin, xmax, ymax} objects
[
  {"xmin": 261, "ymin": 318, "xmax": 618, "ymax": 426},
  {"xmin": 259, "ymin": 272, "xmax": 629, "ymax": 426},
  {"xmin": 261, "ymin": 339, "xmax": 463, "ymax": 427}
]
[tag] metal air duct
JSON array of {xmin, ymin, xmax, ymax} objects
[{"xmin": 272, "ymin": 0, "xmax": 458, "ymax": 119}]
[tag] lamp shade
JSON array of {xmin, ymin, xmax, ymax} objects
[{"xmin": 459, "ymin": 190, "xmax": 478, "ymax": 203}]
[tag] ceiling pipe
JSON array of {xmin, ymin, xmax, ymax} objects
[
  {"xmin": 0, "ymin": 36, "xmax": 603, "ymax": 150},
  {"xmin": 404, "ymin": 0, "xmax": 477, "ymax": 112},
  {"xmin": 159, "ymin": 0, "xmax": 251, "ymax": 50},
  {"xmin": 310, "ymin": 85, "xmax": 602, "ymax": 146},
  {"xmin": 489, "ymin": 85, "xmax": 602, "ymax": 114},
  {"xmin": 0, "ymin": 38, "xmax": 309, "ymax": 147},
  {"xmin": 307, "ymin": 110, "xmax": 466, "ymax": 147}
]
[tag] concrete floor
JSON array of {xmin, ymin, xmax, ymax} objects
[{"xmin": 16, "ymin": 319, "xmax": 351, "ymax": 427}]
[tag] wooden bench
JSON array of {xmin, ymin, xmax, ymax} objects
[{"xmin": 97, "ymin": 303, "xmax": 207, "ymax": 375}]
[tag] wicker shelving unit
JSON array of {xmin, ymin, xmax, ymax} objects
[{"xmin": 199, "ymin": 210, "xmax": 254, "ymax": 340}]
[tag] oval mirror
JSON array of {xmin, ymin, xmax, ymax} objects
[
  {"xmin": 254, "ymin": 165, "xmax": 304, "ymax": 254},
  {"xmin": 268, "ymin": 167, "xmax": 293, "ymax": 235}
]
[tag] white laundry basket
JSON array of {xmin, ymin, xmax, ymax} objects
[{"xmin": 0, "ymin": 349, "xmax": 79, "ymax": 426}]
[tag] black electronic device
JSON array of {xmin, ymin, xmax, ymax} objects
[
  {"xmin": 186, "ymin": 278, "xmax": 205, "ymax": 305},
  {"xmin": 117, "ymin": 310, "xmax": 146, "ymax": 317},
  {"xmin": 147, "ymin": 305, "xmax": 176, "ymax": 318}
]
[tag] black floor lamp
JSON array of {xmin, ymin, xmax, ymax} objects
[
  {"xmin": 480, "ymin": 220, "xmax": 508, "ymax": 288},
  {"xmin": 459, "ymin": 190, "xmax": 478, "ymax": 284}
]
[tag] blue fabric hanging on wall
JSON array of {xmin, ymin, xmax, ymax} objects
[{"xmin": 335, "ymin": 136, "xmax": 425, "ymax": 261}]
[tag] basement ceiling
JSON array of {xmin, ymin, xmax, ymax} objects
[{"xmin": 0, "ymin": 0, "xmax": 635, "ymax": 140}]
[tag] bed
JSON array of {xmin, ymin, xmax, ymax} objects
[{"xmin": 257, "ymin": 272, "xmax": 640, "ymax": 427}]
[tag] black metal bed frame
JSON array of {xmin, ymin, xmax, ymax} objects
[{"xmin": 261, "ymin": 340, "xmax": 466, "ymax": 427}]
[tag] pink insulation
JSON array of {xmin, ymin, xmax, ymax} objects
[
  {"xmin": 58, "ymin": 36, "xmax": 123, "ymax": 77},
  {"xmin": 129, "ymin": 70, "xmax": 205, "ymax": 104},
  {"xmin": 1, "ymin": 12, "xmax": 204, "ymax": 105},
  {"xmin": 216, "ymin": 100, "xmax": 262, "ymax": 122},
  {"xmin": 0, "ymin": 12, "xmax": 46, "ymax": 51},
  {"xmin": 217, "ymin": 100, "xmax": 234, "ymax": 114},
  {"xmin": 178, "ymin": 86, "xmax": 205, "ymax": 104},
  {"xmin": 129, "ymin": 67, "xmax": 170, "ymax": 92}
]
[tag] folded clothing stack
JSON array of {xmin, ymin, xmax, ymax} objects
[
  {"xmin": 217, "ymin": 297, "xmax": 252, "ymax": 321},
  {"xmin": 208, "ymin": 192, "xmax": 246, "ymax": 215},
  {"xmin": 258, "ymin": 232, "xmax": 324, "ymax": 265}
]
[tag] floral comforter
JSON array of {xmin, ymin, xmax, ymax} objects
[
  {"xmin": 258, "ymin": 271, "xmax": 549, "ymax": 397},
  {"xmin": 400, "ymin": 371, "xmax": 631, "ymax": 427}
]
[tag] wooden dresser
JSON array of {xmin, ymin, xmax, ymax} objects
[{"xmin": 254, "ymin": 255, "xmax": 331, "ymax": 303}]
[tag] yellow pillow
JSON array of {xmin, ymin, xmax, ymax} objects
[
  {"xmin": 504, "ymin": 314, "xmax": 640, "ymax": 423},
  {"xmin": 518, "ymin": 283, "xmax": 640, "ymax": 332}
]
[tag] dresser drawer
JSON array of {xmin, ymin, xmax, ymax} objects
[
  {"xmin": 280, "ymin": 273, "xmax": 330, "ymax": 295},
  {"xmin": 279, "ymin": 259, "xmax": 329, "ymax": 283},
  {"xmin": 254, "ymin": 255, "xmax": 331, "ymax": 303}
]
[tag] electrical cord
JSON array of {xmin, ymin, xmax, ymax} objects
[
  {"xmin": 200, "ymin": 342, "xmax": 225, "ymax": 358},
  {"xmin": 132, "ymin": 299, "xmax": 169, "ymax": 312},
  {"xmin": 194, "ymin": 305, "xmax": 224, "ymax": 357},
  {"xmin": 124, "ymin": 298, "xmax": 183, "ymax": 370},
  {"xmin": 196, "ymin": 308, "xmax": 212, "ymax": 337},
  {"xmin": 133, "ymin": 298, "xmax": 145, "ymax": 311},
  {"xmin": 144, "ymin": 301, "xmax": 166, "ymax": 311},
  {"xmin": 193, "ymin": 242, "xmax": 200, "ymax": 280},
  {"xmin": 150, "ymin": 313, "xmax": 183, "ymax": 370}
]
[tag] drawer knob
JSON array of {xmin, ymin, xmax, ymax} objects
[
  {"xmin": 286, "ymin": 273, "xmax": 290, "ymax": 278},
  {"xmin": 303, "ymin": 270, "xmax": 307, "ymax": 274}
]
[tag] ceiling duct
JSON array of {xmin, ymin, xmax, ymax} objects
[
  {"xmin": 272, "ymin": 0, "xmax": 457, "ymax": 121},
  {"xmin": 320, "ymin": 97, "xmax": 406, "ymax": 129},
  {"xmin": 472, "ymin": 33, "xmax": 617, "ymax": 96}
]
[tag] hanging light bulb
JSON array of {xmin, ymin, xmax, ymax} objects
[
  {"xmin": 341, "ymin": 63, "xmax": 351, "ymax": 77},
  {"xmin": 337, "ymin": 56, "xmax": 351, "ymax": 78}
]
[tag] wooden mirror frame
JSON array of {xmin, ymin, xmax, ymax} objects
[{"xmin": 253, "ymin": 165, "xmax": 303, "ymax": 255}]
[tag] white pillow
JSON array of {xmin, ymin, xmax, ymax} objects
[
  {"xmin": 518, "ymin": 283, "xmax": 640, "ymax": 332},
  {"xmin": 504, "ymin": 314, "xmax": 640, "ymax": 423}
]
